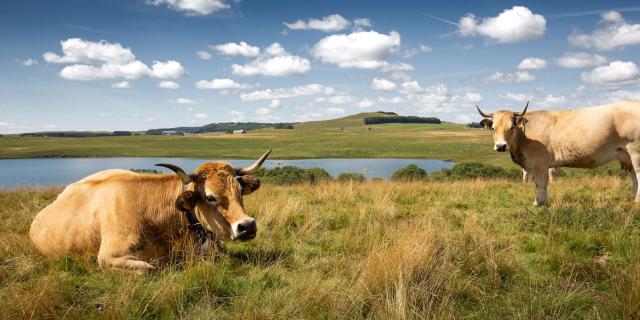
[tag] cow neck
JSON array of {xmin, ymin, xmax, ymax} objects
[{"xmin": 508, "ymin": 127, "xmax": 526, "ymax": 167}]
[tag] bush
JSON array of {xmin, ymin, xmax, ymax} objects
[
  {"xmin": 391, "ymin": 164, "xmax": 428, "ymax": 181},
  {"xmin": 130, "ymin": 168, "xmax": 162, "ymax": 174},
  {"xmin": 363, "ymin": 115, "xmax": 441, "ymax": 125},
  {"xmin": 337, "ymin": 172, "xmax": 366, "ymax": 183},
  {"xmin": 257, "ymin": 166, "xmax": 332, "ymax": 184},
  {"xmin": 430, "ymin": 163, "xmax": 520, "ymax": 180}
]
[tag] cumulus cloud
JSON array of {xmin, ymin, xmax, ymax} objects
[
  {"xmin": 398, "ymin": 81, "xmax": 424, "ymax": 94},
  {"xmin": 158, "ymin": 81, "xmax": 180, "ymax": 89},
  {"xmin": 378, "ymin": 96, "xmax": 405, "ymax": 104},
  {"xmin": 485, "ymin": 71, "xmax": 535, "ymax": 83},
  {"xmin": 371, "ymin": 78, "xmax": 397, "ymax": 91},
  {"xmin": 196, "ymin": 50, "xmax": 212, "ymax": 60},
  {"xmin": 284, "ymin": 14, "xmax": 351, "ymax": 32},
  {"xmin": 311, "ymin": 30, "xmax": 403, "ymax": 70},
  {"xmin": 227, "ymin": 110, "xmax": 245, "ymax": 122},
  {"xmin": 316, "ymin": 95, "xmax": 353, "ymax": 104},
  {"xmin": 518, "ymin": 57, "xmax": 547, "ymax": 70},
  {"xmin": 569, "ymin": 11, "xmax": 640, "ymax": 51},
  {"xmin": 353, "ymin": 18, "xmax": 371, "ymax": 30},
  {"xmin": 581, "ymin": 61, "xmax": 640, "ymax": 85},
  {"xmin": 147, "ymin": 0, "xmax": 231, "ymax": 15},
  {"xmin": 21, "ymin": 58, "xmax": 38, "ymax": 66},
  {"xmin": 324, "ymin": 107, "xmax": 345, "ymax": 114},
  {"xmin": 402, "ymin": 44, "xmax": 432, "ymax": 58},
  {"xmin": 240, "ymin": 83, "xmax": 334, "ymax": 101},
  {"xmin": 212, "ymin": 41, "xmax": 260, "ymax": 57},
  {"xmin": 357, "ymin": 98, "xmax": 376, "ymax": 109},
  {"xmin": 44, "ymin": 38, "xmax": 185, "ymax": 80},
  {"xmin": 404, "ymin": 83, "xmax": 483, "ymax": 115},
  {"xmin": 111, "ymin": 81, "xmax": 130, "ymax": 89},
  {"xmin": 458, "ymin": 6, "xmax": 546, "ymax": 43},
  {"xmin": 171, "ymin": 98, "xmax": 198, "ymax": 105},
  {"xmin": 231, "ymin": 43, "xmax": 310, "ymax": 77},
  {"xmin": 499, "ymin": 92, "xmax": 532, "ymax": 102},
  {"xmin": 195, "ymin": 78, "xmax": 250, "ymax": 90},
  {"xmin": 194, "ymin": 113, "xmax": 208, "ymax": 118},
  {"xmin": 556, "ymin": 52, "xmax": 608, "ymax": 68}
]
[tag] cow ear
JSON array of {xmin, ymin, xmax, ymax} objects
[
  {"xmin": 238, "ymin": 175, "xmax": 261, "ymax": 195},
  {"xmin": 176, "ymin": 191, "xmax": 197, "ymax": 212},
  {"xmin": 480, "ymin": 119, "xmax": 493, "ymax": 129},
  {"xmin": 516, "ymin": 116, "xmax": 528, "ymax": 128}
]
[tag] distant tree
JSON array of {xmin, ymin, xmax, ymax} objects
[
  {"xmin": 466, "ymin": 122, "xmax": 483, "ymax": 128},
  {"xmin": 112, "ymin": 131, "xmax": 133, "ymax": 136},
  {"xmin": 363, "ymin": 116, "xmax": 441, "ymax": 125}
]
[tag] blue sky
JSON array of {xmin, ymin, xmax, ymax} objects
[{"xmin": 2, "ymin": 0, "xmax": 640, "ymax": 133}]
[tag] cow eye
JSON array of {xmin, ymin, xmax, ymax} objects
[{"xmin": 205, "ymin": 195, "xmax": 217, "ymax": 203}]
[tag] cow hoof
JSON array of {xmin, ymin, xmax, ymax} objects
[{"xmin": 533, "ymin": 200, "xmax": 546, "ymax": 206}]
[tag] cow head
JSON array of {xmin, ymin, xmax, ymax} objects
[
  {"xmin": 476, "ymin": 102, "xmax": 528, "ymax": 152},
  {"xmin": 156, "ymin": 149, "xmax": 271, "ymax": 241}
]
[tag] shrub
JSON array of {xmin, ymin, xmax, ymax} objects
[
  {"xmin": 430, "ymin": 163, "xmax": 520, "ymax": 180},
  {"xmin": 391, "ymin": 164, "xmax": 428, "ymax": 181},
  {"xmin": 363, "ymin": 115, "xmax": 441, "ymax": 125},
  {"xmin": 337, "ymin": 172, "xmax": 367, "ymax": 183},
  {"xmin": 130, "ymin": 169, "xmax": 162, "ymax": 174},
  {"xmin": 257, "ymin": 166, "xmax": 332, "ymax": 184}
]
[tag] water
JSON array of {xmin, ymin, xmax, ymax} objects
[{"xmin": 0, "ymin": 158, "xmax": 454, "ymax": 188}]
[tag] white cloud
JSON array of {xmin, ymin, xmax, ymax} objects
[
  {"xmin": 458, "ymin": 6, "xmax": 546, "ymax": 43},
  {"xmin": 284, "ymin": 14, "xmax": 351, "ymax": 32},
  {"xmin": 45, "ymin": 38, "xmax": 185, "ymax": 81},
  {"xmin": 255, "ymin": 107, "xmax": 272, "ymax": 116},
  {"xmin": 269, "ymin": 99, "xmax": 281, "ymax": 108},
  {"xmin": 485, "ymin": 71, "xmax": 535, "ymax": 83},
  {"xmin": 212, "ymin": 41, "xmax": 260, "ymax": 57},
  {"xmin": 569, "ymin": 11, "xmax": 640, "ymax": 51},
  {"xmin": 147, "ymin": 0, "xmax": 231, "ymax": 15},
  {"xmin": 158, "ymin": 80, "xmax": 180, "ymax": 89},
  {"xmin": 405, "ymin": 84, "xmax": 483, "ymax": 115},
  {"xmin": 194, "ymin": 113, "xmax": 208, "ymax": 118},
  {"xmin": 402, "ymin": 44, "xmax": 432, "ymax": 58},
  {"xmin": 371, "ymin": 78, "xmax": 397, "ymax": 91},
  {"xmin": 21, "ymin": 58, "xmax": 38, "ymax": 66},
  {"xmin": 398, "ymin": 81, "xmax": 424, "ymax": 94},
  {"xmin": 324, "ymin": 107, "xmax": 345, "ymax": 114},
  {"xmin": 111, "ymin": 81, "xmax": 130, "ymax": 89},
  {"xmin": 357, "ymin": 98, "xmax": 376, "ymax": 108},
  {"xmin": 319, "ymin": 95, "xmax": 353, "ymax": 104},
  {"xmin": 240, "ymin": 83, "xmax": 334, "ymax": 101},
  {"xmin": 540, "ymin": 94, "xmax": 567, "ymax": 107},
  {"xmin": 378, "ymin": 96, "xmax": 405, "ymax": 104},
  {"xmin": 465, "ymin": 92, "xmax": 483, "ymax": 103},
  {"xmin": 353, "ymin": 18, "xmax": 371, "ymax": 30},
  {"xmin": 499, "ymin": 92, "xmax": 532, "ymax": 102},
  {"xmin": 195, "ymin": 78, "xmax": 250, "ymax": 90},
  {"xmin": 518, "ymin": 57, "xmax": 547, "ymax": 70},
  {"xmin": 311, "ymin": 30, "xmax": 402, "ymax": 70},
  {"xmin": 581, "ymin": 61, "xmax": 640, "ymax": 85},
  {"xmin": 196, "ymin": 50, "xmax": 212, "ymax": 60},
  {"xmin": 556, "ymin": 52, "xmax": 608, "ymax": 68},
  {"xmin": 231, "ymin": 42, "xmax": 310, "ymax": 77},
  {"xmin": 98, "ymin": 113, "xmax": 110, "ymax": 117},
  {"xmin": 228, "ymin": 110, "xmax": 245, "ymax": 122},
  {"xmin": 171, "ymin": 98, "xmax": 198, "ymax": 105}
]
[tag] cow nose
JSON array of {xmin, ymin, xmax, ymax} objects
[
  {"xmin": 494, "ymin": 142, "xmax": 507, "ymax": 152},
  {"xmin": 236, "ymin": 219, "xmax": 257, "ymax": 241}
]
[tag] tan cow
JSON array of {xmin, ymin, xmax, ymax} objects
[
  {"xmin": 522, "ymin": 167, "xmax": 559, "ymax": 183},
  {"xmin": 477, "ymin": 100, "xmax": 640, "ymax": 205},
  {"xmin": 30, "ymin": 150, "xmax": 271, "ymax": 273}
]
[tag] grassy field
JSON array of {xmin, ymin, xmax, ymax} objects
[
  {"xmin": 2, "ymin": 178, "xmax": 640, "ymax": 319},
  {"xmin": 0, "ymin": 112, "xmax": 512, "ymax": 166}
]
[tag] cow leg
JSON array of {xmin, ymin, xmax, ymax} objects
[
  {"xmin": 97, "ymin": 238, "xmax": 155, "ymax": 274},
  {"xmin": 548, "ymin": 167, "xmax": 558, "ymax": 183},
  {"xmin": 630, "ymin": 151, "xmax": 640, "ymax": 202},
  {"xmin": 619, "ymin": 147, "xmax": 639, "ymax": 200},
  {"xmin": 522, "ymin": 169, "xmax": 528, "ymax": 183},
  {"xmin": 533, "ymin": 167, "xmax": 549, "ymax": 206}
]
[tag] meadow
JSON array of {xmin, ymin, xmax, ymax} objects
[
  {"xmin": 1, "ymin": 177, "xmax": 639, "ymax": 319},
  {"xmin": 0, "ymin": 113, "xmax": 511, "ymax": 167}
]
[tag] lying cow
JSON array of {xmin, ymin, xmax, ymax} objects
[
  {"xmin": 477, "ymin": 101, "xmax": 640, "ymax": 205},
  {"xmin": 30, "ymin": 150, "xmax": 271, "ymax": 273}
]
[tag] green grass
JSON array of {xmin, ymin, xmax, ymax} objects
[
  {"xmin": 2, "ymin": 178, "xmax": 640, "ymax": 319},
  {"xmin": 0, "ymin": 112, "xmax": 512, "ymax": 166}
]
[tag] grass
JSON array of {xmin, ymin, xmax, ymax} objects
[
  {"xmin": 2, "ymin": 177, "xmax": 640, "ymax": 319},
  {"xmin": 0, "ymin": 112, "xmax": 511, "ymax": 166}
]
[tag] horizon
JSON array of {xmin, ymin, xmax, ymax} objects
[{"xmin": 2, "ymin": 0, "xmax": 640, "ymax": 133}]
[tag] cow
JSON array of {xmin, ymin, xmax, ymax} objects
[
  {"xmin": 476, "ymin": 100, "xmax": 640, "ymax": 206},
  {"xmin": 522, "ymin": 167, "xmax": 559, "ymax": 183},
  {"xmin": 29, "ymin": 150, "xmax": 272, "ymax": 273}
]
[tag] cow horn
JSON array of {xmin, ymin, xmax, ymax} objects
[
  {"xmin": 476, "ymin": 105, "xmax": 493, "ymax": 118},
  {"xmin": 237, "ymin": 149, "xmax": 272, "ymax": 175},
  {"xmin": 155, "ymin": 163, "xmax": 195, "ymax": 184},
  {"xmin": 514, "ymin": 101, "xmax": 529, "ymax": 117}
]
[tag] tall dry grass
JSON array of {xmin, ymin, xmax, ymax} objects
[{"xmin": 1, "ymin": 177, "xmax": 639, "ymax": 319}]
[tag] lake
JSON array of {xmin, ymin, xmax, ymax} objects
[{"xmin": 0, "ymin": 158, "xmax": 454, "ymax": 188}]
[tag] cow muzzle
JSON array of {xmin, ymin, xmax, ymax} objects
[
  {"xmin": 494, "ymin": 141, "xmax": 508, "ymax": 152},
  {"xmin": 232, "ymin": 218, "xmax": 257, "ymax": 241}
]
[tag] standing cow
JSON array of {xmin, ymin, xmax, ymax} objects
[
  {"xmin": 30, "ymin": 150, "xmax": 271, "ymax": 273},
  {"xmin": 476, "ymin": 101, "xmax": 640, "ymax": 205}
]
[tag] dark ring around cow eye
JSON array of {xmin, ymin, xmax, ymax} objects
[{"xmin": 206, "ymin": 195, "xmax": 217, "ymax": 203}]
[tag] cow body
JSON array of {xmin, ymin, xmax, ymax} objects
[
  {"xmin": 30, "ymin": 151, "xmax": 271, "ymax": 273},
  {"xmin": 478, "ymin": 100, "xmax": 640, "ymax": 205}
]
